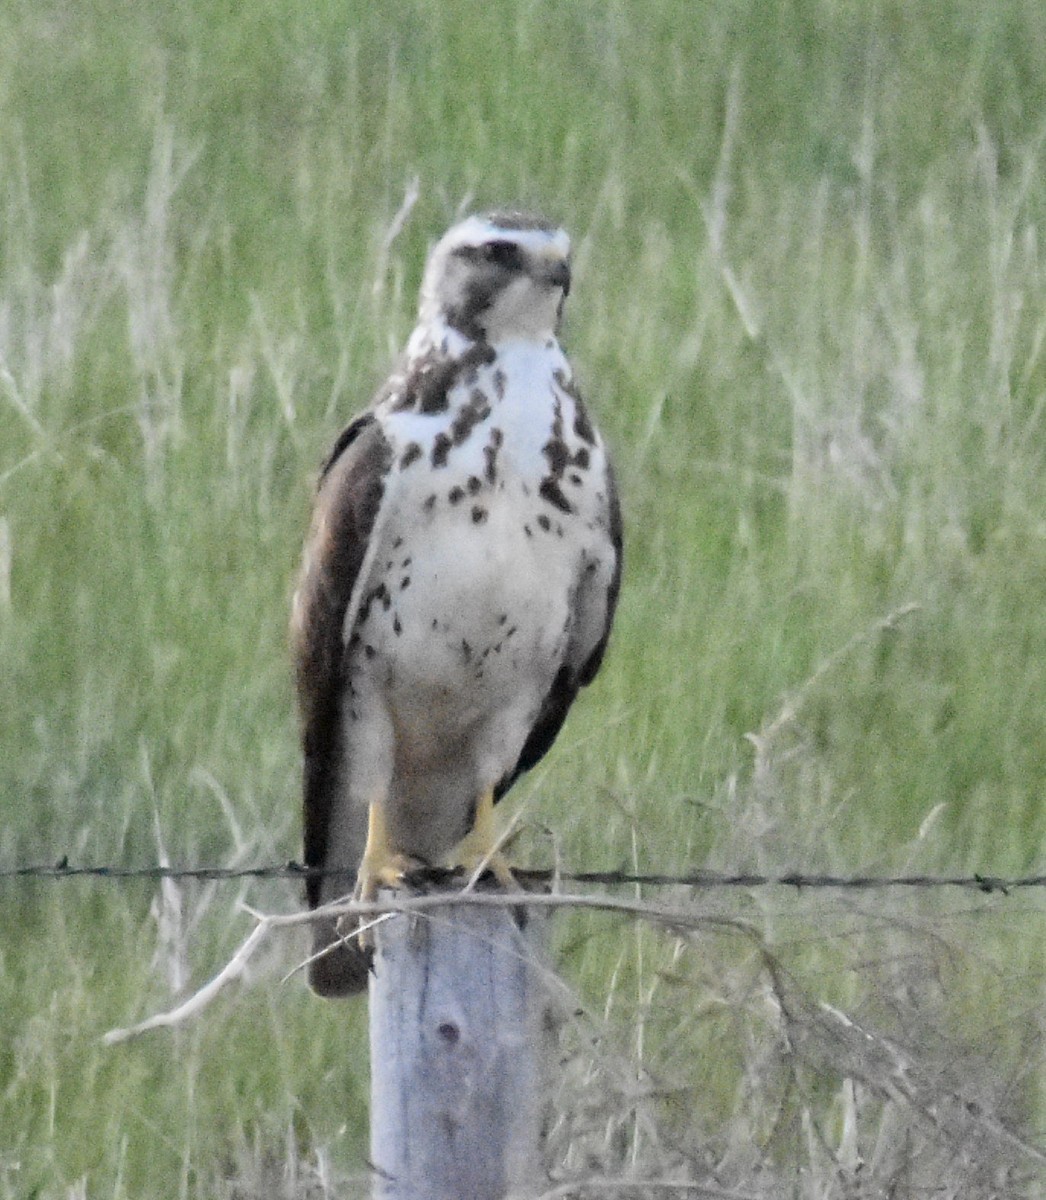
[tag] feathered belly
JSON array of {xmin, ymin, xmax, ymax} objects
[
  {"xmin": 346, "ymin": 493, "xmax": 578, "ymax": 858},
  {"xmin": 354, "ymin": 490, "xmax": 574, "ymax": 728},
  {"xmin": 394, "ymin": 512, "xmax": 569, "ymax": 677}
]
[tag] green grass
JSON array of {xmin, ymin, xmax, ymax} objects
[{"xmin": 2, "ymin": 1, "xmax": 1046, "ymax": 1195}]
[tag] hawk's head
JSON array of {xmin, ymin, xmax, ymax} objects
[{"xmin": 418, "ymin": 212, "xmax": 572, "ymax": 344}]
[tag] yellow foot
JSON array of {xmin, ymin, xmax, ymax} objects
[
  {"xmin": 349, "ymin": 801, "xmax": 422, "ymax": 950},
  {"xmin": 353, "ymin": 853, "xmax": 423, "ymax": 902},
  {"xmin": 454, "ymin": 787, "xmax": 520, "ymax": 889}
]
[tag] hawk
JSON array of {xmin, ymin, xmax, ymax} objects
[{"xmin": 291, "ymin": 211, "xmax": 622, "ymax": 995}]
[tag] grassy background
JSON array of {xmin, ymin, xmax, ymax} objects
[{"xmin": 2, "ymin": 0, "xmax": 1046, "ymax": 1195}]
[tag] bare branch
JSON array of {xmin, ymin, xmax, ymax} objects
[
  {"xmin": 101, "ymin": 888, "xmax": 757, "ymax": 1044},
  {"xmin": 103, "ymin": 920, "xmax": 271, "ymax": 1045}
]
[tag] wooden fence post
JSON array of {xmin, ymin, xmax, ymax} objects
[{"xmin": 368, "ymin": 890, "xmax": 550, "ymax": 1200}]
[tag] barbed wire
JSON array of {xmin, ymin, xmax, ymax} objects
[{"xmin": 2, "ymin": 859, "xmax": 1045, "ymax": 893}]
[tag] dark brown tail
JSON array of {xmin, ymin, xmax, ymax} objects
[{"xmin": 307, "ymin": 916, "xmax": 372, "ymax": 996}]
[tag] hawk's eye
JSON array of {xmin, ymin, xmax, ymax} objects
[{"xmin": 481, "ymin": 240, "xmax": 522, "ymax": 269}]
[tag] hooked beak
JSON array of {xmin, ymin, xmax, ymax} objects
[
  {"xmin": 529, "ymin": 251, "xmax": 570, "ymax": 295},
  {"xmin": 541, "ymin": 257, "xmax": 571, "ymax": 295}
]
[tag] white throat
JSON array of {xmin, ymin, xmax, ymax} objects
[{"xmin": 476, "ymin": 276, "xmax": 562, "ymax": 344}]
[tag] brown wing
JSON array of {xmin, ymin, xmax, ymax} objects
[
  {"xmin": 291, "ymin": 413, "xmax": 393, "ymax": 909},
  {"xmin": 495, "ymin": 456, "xmax": 623, "ymax": 799},
  {"xmin": 294, "ymin": 347, "xmax": 497, "ymax": 996}
]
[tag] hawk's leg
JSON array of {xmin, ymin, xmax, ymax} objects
[
  {"xmin": 353, "ymin": 799, "xmax": 423, "ymax": 949},
  {"xmin": 454, "ymin": 786, "xmax": 518, "ymax": 888}
]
